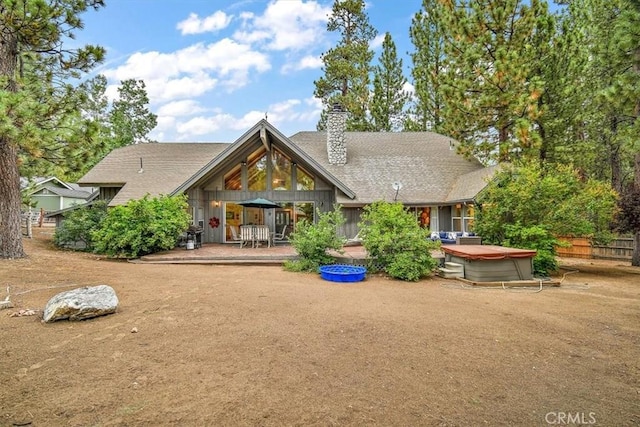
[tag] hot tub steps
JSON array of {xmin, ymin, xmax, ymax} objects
[{"xmin": 438, "ymin": 262, "xmax": 464, "ymax": 279}]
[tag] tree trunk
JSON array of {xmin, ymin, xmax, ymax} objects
[
  {"xmin": 0, "ymin": 136, "xmax": 25, "ymax": 259},
  {"xmin": 609, "ymin": 117, "xmax": 623, "ymax": 192},
  {"xmin": 633, "ymin": 153, "xmax": 640, "ymax": 267},
  {"xmin": 0, "ymin": 27, "xmax": 25, "ymax": 259},
  {"xmin": 633, "ymin": 231, "xmax": 640, "ymax": 267}
]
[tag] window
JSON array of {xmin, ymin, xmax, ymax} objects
[
  {"xmin": 224, "ymin": 164, "xmax": 242, "ymax": 190},
  {"xmin": 452, "ymin": 204, "xmax": 475, "ymax": 232},
  {"xmin": 464, "ymin": 204, "xmax": 475, "ymax": 231},
  {"xmin": 248, "ymin": 147, "xmax": 268, "ymax": 191},
  {"xmin": 452, "ymin": 205, "xmax": 463, "ymax": 231},
  {"xmin": 271, "ymin": 149, "xmax": 292, "ymax": 190},
  {"xmin": 296, "ymin": 165, "xmax": 315, "ymax": 190}
]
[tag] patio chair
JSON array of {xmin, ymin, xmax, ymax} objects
[
  {"xmin": 240, "ymin": 225, "xmax": 254, "ymax": 248},
  {"xmin": 272, "ymin": 225, "xmax": 288, "ymax": 244},
  {"xmin": 345, "ymin": 230, "xmax": 362, "ymax": 246},
  {"xmin": 254, "ymin": 225, "xmax": 271, "ymax": 248},
  {"xmin": 229, "ymin": 226, "xmax": 244, "ymax": 247}
]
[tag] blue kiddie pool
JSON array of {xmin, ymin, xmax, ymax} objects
[{"xmin": 319, "ymin": 264, "xmax": 367, "ymax": 283}]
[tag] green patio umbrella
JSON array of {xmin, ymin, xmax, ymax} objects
[{"xmin": 237, "ymin": 198, "xmax": 281, "ymax": 209}]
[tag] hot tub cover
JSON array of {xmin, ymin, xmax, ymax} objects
[{"xmin": 442, "ymin": 245, "xmax": 536, "ymax": 260}]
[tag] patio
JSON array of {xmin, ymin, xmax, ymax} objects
[{"xmin": 136, "ymin": 243, "xmax": 372, "ymax": 265}]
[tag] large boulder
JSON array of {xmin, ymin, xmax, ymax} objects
[{"xmin": 43, "ymin": 285, "xmax": 118, "ymax": 323}]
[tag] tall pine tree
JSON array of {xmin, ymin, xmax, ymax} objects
[
  {"xmin": 437, "ymin": 0, "xmax": 554, "ymax": 164},
  {"xmin": 109, "ymin": 79, "xmax": 158, "ymax": 148},
  {"xmin": 370, "ymin": 32, "xmax": 408, "ymax": 131},
  {"xmin": 314, "ymin": 0, "xmax": 377, "ymax": 131},
  {"xmin": 568, "ymin": 0, "xmax": 640, "ymax": 191},
  {"xmin": 407, "ymin": 0, "xmax": 447, "ymax": 132},
  {"xmin": 1, "ymin": 0, "xmax": 105, "ymax": 259}
]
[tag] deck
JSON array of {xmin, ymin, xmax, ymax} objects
[{"xmin": 135, "ymin": 243, "xmax": 370, "ymax": 265}]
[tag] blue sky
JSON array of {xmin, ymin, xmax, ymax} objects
[{"xmin": 76, "ymin": 0, "xmax": 422, "ymax": 142}]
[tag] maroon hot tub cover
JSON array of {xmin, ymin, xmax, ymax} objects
[{"xmin": 441, "ymin": 245, "xmax": 537, "ymax": 261}]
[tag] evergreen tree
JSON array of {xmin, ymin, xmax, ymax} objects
[
  {"xmin": 75, "ymin": 76, "xmax": 158, "ymax": 175},
  {"xmin": 532, "ymin": 7, "xmax": 591, "ymax": 169},
  {"xmin": 370, "ymin": 33, "xmax": 408, "ymax": 131},
  {"xmin": 0, "ymin": 0, "xmax": 105, "ymax": 259},
  {"xmin": 314, "ymin": 0, "xmax": 377, "ymax": 131},
  {"xmin": 406, "ymin": 0, "xmax": 447, "ymax": 132},
  {"xmin": 568, "ymin": 0, "xmax": 640, "ymax": 192},
  {"xmin": 437, "ymin": 0, "xmax": 554, "ymax": 164},
  {"xmin": 109, "ymin": 79, "xmax": 158, "ymax": 148}
]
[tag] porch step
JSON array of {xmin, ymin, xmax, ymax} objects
[
  {"xmin": 438, "ymin": 262, "xmax": 464, "ymax": 279},
  {"xmin": 444, "ymin": 262, "xmax": 464, "ymax": 272}
]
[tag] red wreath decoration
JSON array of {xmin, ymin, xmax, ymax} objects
[{"xmin": 208, "ymin": 217, "xmax": 220, "ymax": 228}]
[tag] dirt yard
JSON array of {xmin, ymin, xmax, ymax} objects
[{"xmin": 1, "ymin": 230, "xmax": 639, "ymax": 426}]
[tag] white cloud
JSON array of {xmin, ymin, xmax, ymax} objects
[
  {"xmin": 403, "ymin": 81, "xmax": 415, "ymax": 96},
  {"xmin": 157, "ymin": 100, "xmax": 207, "ymax": 117},
  {"xmin": 104, "ymin": 51, "xmax": 179, "ymax": 82},
  {"xmin": 157, "ymin": 75, "xmax": 219, "ymax": 101},
  {"xmin": 233, "ymin": 0, "xmax": 330, "ymax": 51},
  {"xmin": 281, "ymin": 54, "xmax": 322, "ymax": 73},
  {"xmin": 176, "ymin": 112, "xmax": 256, "ymax": 137},
  {"xmin": 173, "ymin": 98, "xmax": 319, "ymax": 140},
  {"xmin": 102, "ymin": 39, "xmax": 270, "ymax": 102},
  {"xmin": 177, "ymin": 11, "xmax": 233, "ymax": 35},
  {"xmin": 371, "ymin": 34, "xmax": 385, "ymax": 49},
  {"xmin": 106, "ymin": 40, "xmax": 270, "ymax": 81}
]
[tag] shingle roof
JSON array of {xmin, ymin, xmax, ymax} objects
[
  {"xmin": 289, "ymin": 131, "xmax": 491, "ymax": 205},
  {"xmin": 78, "ymin": 143, "xmax": 228, "ymax": 206},
  {"xmin": 39, "ymin": 184, "xmax": 93, "ymax": 200},
  {"xmin": 79, "ymin": 128, "xmax": 496, "ymax": 207},
  {"xmin": 446, "ymin": 165, "xmax": 500, "ymax": 203}
]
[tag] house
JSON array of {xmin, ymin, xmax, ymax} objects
[
  {"xmin": 21, "ymin": 177, "xmax": 96, "ymax": 217},
  {"xmin": 78, "ymin": 107, "xmax": 497, "ymax": 244}
]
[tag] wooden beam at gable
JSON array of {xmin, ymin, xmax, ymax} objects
[{"xmin": 260, "ymin": 126, "xmax": 270, "ymax": 151}]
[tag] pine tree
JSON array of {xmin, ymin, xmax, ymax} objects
[
  {"xmin": 406, "ymin": 0, "xmax": 447, "ymax": 132},
  {"xmin": 75, "ymin": 76, "xmax": 158, "ymax": 175},
  {"xmin": 0, "ymin": 0, "xmax": 105, "ymax": 259},
  {"xmin": 569, "ymin": 0, "xmax": 640, "ymax": 191},
  {"xmin": 532, "ymin": 8, "xmax": 589, "ymax": 169},
  {"xmin": 109, "ymin": 79, "xmax": 158, "ymax": 148},
  {"xmin": 437, "ymin": 0, "xmax": 554, "ymax": 164},
  {"xmin": 370, "ymin": 33, "xmax": 408, "ymax": 131},
  {"xmin": 314, "ymin": 0, "xmax": 377, "ymax": 131}
]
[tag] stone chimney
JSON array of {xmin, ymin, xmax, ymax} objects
[{"xmin": 327, "ymin": 103, "xmax": 347, "ymax": 165}]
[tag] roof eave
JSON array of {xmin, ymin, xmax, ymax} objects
[{"xmin": 173, "ymin": 120, "xmax": 357, "ymax": 200}]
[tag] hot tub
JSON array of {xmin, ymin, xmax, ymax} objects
[{"xmin": 441, "ymin": 245, "xmax": 537, "ymax": 282}]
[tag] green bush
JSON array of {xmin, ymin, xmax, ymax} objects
[
  {"xmin": 284, "ymin": 205, "xmax": 346, "ymax": 272},
  {"xmin": 359, "ymin": 201, "xmax": 438, "ymax": 281},
  {"xmin": 503, "ymin": 224, "xmax": 561, "ymax": 275},
  {"xmin": 476, "ymin": 163, "xmax": 618, "ymax": 275},
  {"xmin": 53, "ymin": 201, "xmax": 108, "ymax": 251},
  {"xmin": 92, "ymin": 194, "xmax": 191, "ymax": 258}
]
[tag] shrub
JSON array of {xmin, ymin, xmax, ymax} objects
[
  {"xmin": 503, "ymin": 224, "xmax": 560, "ymax": 275},
  {"xmin": 476, "ymin": 163, "xmax": 618, "ymax": 275},
  {"xmin": 284, "ymin": 205, "xmax": 346, "ymax": 272},
  {"xmin": 92, "ymin": 194, "xmax": 191, "ymax": 258},
  {"xmin": 53, "ymin": 201, "xmax": 108, "ymax": 251},
  {"xmin": 359, "ymin": 201, "xmax": 438, "ymax": 281}
]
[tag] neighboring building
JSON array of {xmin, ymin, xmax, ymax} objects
[
  {"xmin": 78, "ymin": 108, "xmax": 497, "ymax": 244},
  {"xmin": 22, "ymin": 177, "xmax": 95, "ymax": 215}
]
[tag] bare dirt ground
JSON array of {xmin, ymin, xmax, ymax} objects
[{"xmin": 1, "ymin": 230, "xmax": 639, "ymax": 427}]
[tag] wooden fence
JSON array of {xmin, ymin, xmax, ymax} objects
[{"xmin": 556, "ymin": 237, "xmax": 634, "ymax": 261}]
